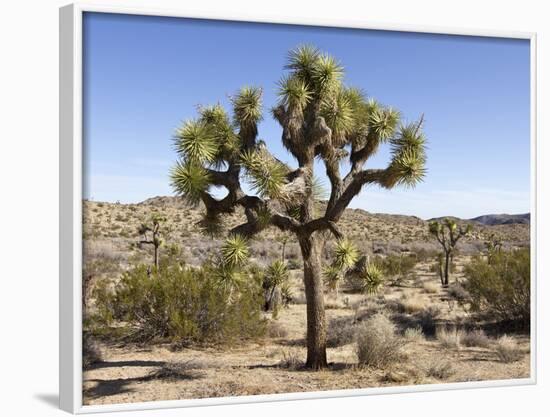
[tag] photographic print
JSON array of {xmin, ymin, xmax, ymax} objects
[{"xmin": 79, "ymin": 11, "xmax": 532, "ymax": 407}]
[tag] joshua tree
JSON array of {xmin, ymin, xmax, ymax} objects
[
  {"xmin": 170, "ymin": 45, "xmax": 427, "ymax": 369},
  {"xmin": 138, "ymin": 213, "xmax": 167, "ymax": 269},
  {"xmin": 484, "ymin": 232, "xmax": 503, "ymax": 262},
  {"xmin": 429, "ymin": 218, "xmax": 471, "ymax": 287},
  {"xmin": 276, "ymin": 232, "xmax": 291, "ymax": 262},
  {"xmin": 263, "ymin": 260, "xmax": 290, "ymax": 312}
]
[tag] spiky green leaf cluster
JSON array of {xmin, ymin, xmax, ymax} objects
[
  {"xmin": 369, "ymin": 107, "xmax": 400, "ymax": 142},
  {"xmin": 333, "ymin": 238, "xmax": 360, "ymax": 270},
  {"xmin": 320, "ymin": 87, "xmax": 355, "ymax": 140},
  {"xmin": 170, "ymin": 160, "xmax": 212, "ymax": 204},
  {"xmin": 429, "ymin": 220, "xmax": 443, "ymax": 236},
  {"xmin": 311, "ymin": 54, "xmax": 344, "ymax": 94},
  {"xmin": 198, "ymin": 104, "xmax": 241, "ymax": 162},
  {"xmin": 255, "ymin": 205, "xmax": 273, "ymax": 229},
  {"xmin": 384, "ymin": 121, "xmax": 427, "ymax": 188},
  {"xmin": 277, "ymin": 75, "xmax": 312, "ymax": 111},
  {"xmin": 212, "ymin": 263, "xmax": 245, "ymax": 293},
  {"xmin": 285, "ymin": 45, "xmax": 343, "ymax": 98},
  {"xmin": 358, "ymin": 263, "xmax": 384, "ymax": 294},
  {"xmin": 232, "ymin": 86, "xmax": 263, "ymax": 126},
  {"xmin": 197, "ymin": 212, "xmax": 225, "ymax": 238},
  {"xmin": 285, "ymin": 45, "xmax": 321, "ymax": 82},
  {"xmin": 174, "ymin": 120, "xmax": 219, "ymax": 163},
  {"xmin": 265, "ymin": 260, "xmax": 290, "ymax": 287},
  {"xmin": 323, "ymin": 265, "xmax": 342, "ymax": 291},
  {"xmin": 221, "ymin": 234, "xmax": 250, "ymax": 268},
  {"xmin": 240, "ymin": 149, "xmax": 288, "ymax": 199},
  {"xmin": 311, "ymin": 175, "xmax": 328, "ymax": 202}
]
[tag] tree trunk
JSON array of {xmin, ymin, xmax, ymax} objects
[
  {"xmin": 444, "ymin": 251, "xmax": 450, "ymax": 287},
  {"xmin": 299, "ymin": 234, "xmax": 328, "ymax": 370},
  {"xmin": 154, "ymin": 245, "xmax": 159, "ymax": 269}
]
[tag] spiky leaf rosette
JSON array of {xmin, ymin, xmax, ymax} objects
[
  {"xmin": 198, "ymin": 104, "xmax": 240, "ymax": 162},
  {"xmin": 311, "ymin": 176, "xmax": 328, "ymax": 202},
  {"xmin": 320, "ymin": 87, "xmax": 354, "ymax": 142},
  {"xmin": 174, "ymin": 119, "xmax": 219, "ymax": 163},
  {"xmin": 277, "ymin": 75, "xmax": 312, "ymax": 111},
  {"xmin": 369, "ymin": 107, "xmax": 400, "ymax": 142},
  {"xmin": 311, "ymin": 53, "xmax": 344, "ymax": 95},
  {"xmin": 359, "ymin": 263, "xmax": 384, "ymax": 294},
  {"xmin": 382, "ymin": 120, "xmax": 427, "ymax": 188},
  {"xmin": 221, "ymin": 235, "xmax": 250, "ymax": 268},
  {"xmin": 334, "ymin": 238, "xmax": 360, "ymax": 270},
  {"xmin": 240, "ymin": 148, "xmax": 288, "ymax": 199},
  {"xmin": 285, "ymin": 45, "xmax": 320, "ymax": 83},
  {"xmin": 212, "ymin": 263, "xmax": 245, "ymax": 294},
  {"xmin": 265, "ymin": 260, "xmax": 290, "ymax": 287},
  {"xmin": 443, "ymin": 218, "xmax": 458, "ymax": 231},
  {"xmin": 429, "ymin": 220, "xmax": 442, "ymax": 236},
  {"xmin": 232, "ymin": 86, "xmax": 263, "ymax": 126},
  {"xmin": 170, "ymin": 160, "xmax": 212, "ymax": 204},
  {"xmin": 197, "ymin": 212, "xmax": 225, "ymax": 238},
  {"xmin": 323, "ymin": 265, "xmax": 342, "ymax": 291}
]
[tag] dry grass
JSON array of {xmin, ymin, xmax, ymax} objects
[
  {"xmin": 266, "ymin": 321, "xmax": 289, "ymax": 338},
  {"xmin": 461, "ymin": 329, "xmax": 491, "ymax": 348},
  {"xmin": 422, "ymin": 282, "xmax": 439, "ymax": 294},
  {"xmin": 426, "ymin": 360, "xmax": 455, "ymax": 379},
  {"xmin": 495, "ymin": 335, "xmax": 523, "ymax": 363},
  {"xmin": 355, "ymin": 314, "xmax": 404, "ymax": 368},
  {"xmin": 403, "ymin": 327, "xmax": 424, "ymax": 342},
  {"xmin": 397, "ymin": 295, "xmax": 427, "ymax": 314},
  {"xmin": 436, "ymin": 327, "xmax": 464, "ymax": 349},
  {"xmin": 278, "ymin": 349, "xmax": 303, "ymax": 370}
]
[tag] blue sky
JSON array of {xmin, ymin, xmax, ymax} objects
[{"xmin": 83, "ymin": 12, "xmax": 531, "ymax": 219}]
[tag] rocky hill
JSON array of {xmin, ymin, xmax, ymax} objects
[{"xmin": 83, "ymin": 196, "xmax": 530, "ymax": 269}]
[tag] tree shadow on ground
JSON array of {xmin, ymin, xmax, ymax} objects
[
  {"xmin": 274, "ymin": 338, "xmax": 306, "ymax": 347},
  {"xmin": 247, "ymin": 362, "xmax": 352, "ymax": 372},
  {"xmin": 84, "ymin": 363, "xmax": 205, "ymax": 399},
  {"xmin": 88, "ymin": 360, "xmax": 166, "ymax": 370}
]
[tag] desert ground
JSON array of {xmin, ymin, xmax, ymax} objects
[{"xmin": 82, "ymin": 197, "xmax": 530, "ymax": 406}]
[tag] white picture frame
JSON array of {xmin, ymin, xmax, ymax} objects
[{"xmin": 59, "ymin": 3, "xmax": 537, "ymax": 413}]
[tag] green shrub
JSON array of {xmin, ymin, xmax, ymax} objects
[
  {"xmin": 379, "ymin": 254, "xmax": 417, "ymax": 285},
  {"xmin": 464, "ymin": 248, "xmax": 530, "ymax": 325},
  {"xmin": 93, "ymin": 262, "xmax": 266, "ymax": 345}
]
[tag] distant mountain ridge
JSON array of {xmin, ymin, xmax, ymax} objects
[
  {"xmin": 428, "ymin": 213, "xmax": 530, "ymax": 226},
  {"xmin": 94, "ymin": 196, "xmax": 531, "ymax": 227},
  {"xmin": 470, "ymin": 213, "xmax": 530, "ymax": 226}
]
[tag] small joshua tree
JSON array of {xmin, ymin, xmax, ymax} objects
[
  {"xmin": 138, "ymin": 213, "xmax": 167, "ymax": 269},
  {"xmin": 323, "ymin": 238, "xmax": 383, "ymax": 299},
  {"xmin": 484, "ymin": 232, "xmax": 503, "ymax": 262},
  {"xmin": 276, "ymin": 232, "xmax": 291, "ymax": 262},
  {"xmin": 170, "ymin": 45, "xmax": 427, "ymax": 369},
  {"xmin": 263, "ymin": 260, "xmax": 290, "ymax": 313},
  {"xmin": 429, "ymin": 218, "xmax": 471, "ymax": 287}
]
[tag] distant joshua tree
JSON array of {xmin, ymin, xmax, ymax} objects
[
  {"xmin": 170, "ymin": 45, "xmax": 427, "ymax": 369},
  {"xmin": 429, "ymin": 218, "xmax": 472, "ymax": 287},
  {"xmin": 138, "ymin": 213, "xmax": 167, "ymax": 269},
  {"xmin": 484, "ymin": 232, "xmax": 503, "ymax": 261}
]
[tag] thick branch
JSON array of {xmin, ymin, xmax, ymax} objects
[{"xmin": 326, "ymin": 169, "xmax": 385, "ymax": 222}]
